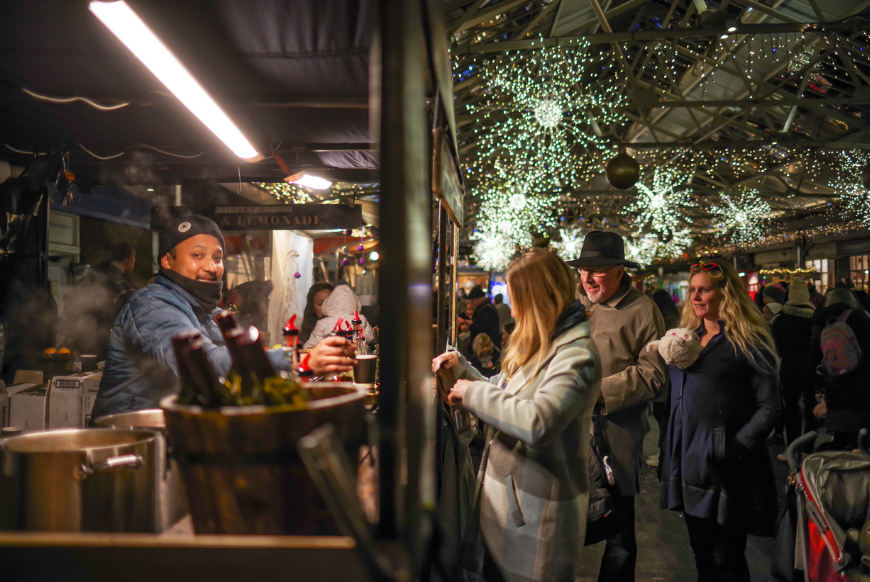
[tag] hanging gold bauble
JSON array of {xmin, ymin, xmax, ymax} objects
[{"xmin": 605, "ymin": 153, "xmax": 640, "ymax": 190}]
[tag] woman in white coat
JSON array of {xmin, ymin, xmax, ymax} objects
[{"xmin": 433, "ymin": 248, "xmax": 601, "ymax": 582}]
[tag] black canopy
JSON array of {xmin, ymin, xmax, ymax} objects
[{"xmin": 0, "ymin": 0, "xmax": 378, "ymax": 184}]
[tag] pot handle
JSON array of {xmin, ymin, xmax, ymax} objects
[{"xmin": 76, "ymin": 454, "xmax": 143, "ymax": 480}]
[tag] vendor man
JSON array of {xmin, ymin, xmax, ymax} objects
[{"xmin": 92, "ymin": 213, "xmax": 356, "ymax": 418}]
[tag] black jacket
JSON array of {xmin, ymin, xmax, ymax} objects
[
  {"xmin": 661, "ymin": 323, "xmax": 780, "ymax": 536},
  {"xmin": 771, "ymin": 305, "xmax": 815, "ymax": 391},
  {"xmin": 466, "ymin": 298, "xmax": 502, "ymax": 351},
  {"xmin": 810, "ymin": 304, "xmax": 870, "ymax": 432}
]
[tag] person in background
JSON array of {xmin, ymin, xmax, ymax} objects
[
  {"xmin": 660, "ymin": 261, "xmax": 780, "ymax": 581},
  {"xmin": 232, "ymin": 280, "xmax": 274, "ymax": 332},
  {"xmin": 493, "ymin": 293, "xmax": 512, "ymax": 329},
  {"xmin": 59, "ymin": 241, "xmax": 137, "ymax": 361},
  {"xmin": 501, "ymin": 321, "xmax": 515, "ymax": 351},
  {"xmin": 762, "ymin": 302, "xmax": 782, "ymax": 322},
  {"xmin": 762, "ymin": 282, "xmax": 787, "ymax": 306},
  {"xmin": 771, "ymin": 279, "xmax": 816, "ymax": 461},
  {"xmin": 810, "ymin": 288, "xmax": 870, "ymax": 451},
  {"xmin": 567, "ymin": 231, "xmax": 667, "ymax": 582},
  {"xmin": 807, "ymin": 282, "xmax": 825, "ymax": 309},
  {"xmin": 303, "ymin": 283, "xmax": 374, "ymax": 349},
  {"xmin": 299, "ymin": 282, "xmax": 333, "ymax": 346},
  {"xmin": 93, "ymin": 214, "xmax": 356, "ymax": 418},
  {"xmin": 459, "ymin": 284, "xmax": 502, "ymax": 353},
  {"xmin": 469, "ymin": 332, "xmax": 499, "ymax": 377},
  {"xmin": 432, "ymin": 248, "xmax": 600, "ymax": 582}
]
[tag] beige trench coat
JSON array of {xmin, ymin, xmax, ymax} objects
[
  {"xmin": 578, "ymin": 275, "xmax": 667, "ymax": 494},
  {"xmin": 456, "ymin": 323, "xmax": 601, "ymax": 582}
]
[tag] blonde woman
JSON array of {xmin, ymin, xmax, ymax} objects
[
  {"xmin": 432, "ymin": 249, "xmax": 601, "ymax": 582},
  {"xmin": 660, "ymin": 261, "xmax": 780, "ymax": 582}
]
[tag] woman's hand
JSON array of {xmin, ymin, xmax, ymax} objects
[
  {"xmin": 308, "ymin": 336, "xmax": 357, "ymax": 374},
  {"xmin": 432, "ymin": 351, "xmax": 459, "ymax": 374},
  {"xmin": 447, "ymin": 379, "xmax": 472, "ymax": 405}
]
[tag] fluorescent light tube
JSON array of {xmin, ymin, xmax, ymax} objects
[
  {"xmin": 89, "ymin": 0, "xmax": 261, "ymax": 161},
  {"xmin": 287, "ymin": 172, "xmax": 333, "ymax": 190}
]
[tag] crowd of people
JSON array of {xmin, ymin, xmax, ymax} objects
[{"xmin": 435, "ymin": 231, "xmax": 870, "ymax": 582}]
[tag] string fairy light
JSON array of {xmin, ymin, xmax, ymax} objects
[{"xmin": 830, "ymin": 149, "xmax": 870, "ymax": 226}]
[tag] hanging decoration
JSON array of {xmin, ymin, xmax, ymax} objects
[
  {"xmin": 831, "ymin": 150, "xmax": 870, "ymax": 226},
  {"xmin": 471, "ymin": 178, "xmax": 562, "ymax": 271},
  {"xmin": 255, "ymin": 182, "xmax": 315, "ymax": 204},
  {"xmin": 624, "ymin": 230, "xmax": 692, "ymax": 268},
  {"xmin": 623, "ymin": 165, "xmax": 695, "ymax": 237},
  {"xmin": 710, "ymin": 189, "xmax": 773, "ymax": 245},
  {"xmin": 605, "ymin": 152, "xmax": 640, "ymax": 190},
  {"xmin": 461, "ymin": 42, "xmax": 627, "ymax": 189},
  {"xmin": 551, "ymin": 225, "xmax": 586, "ymax": 261}
]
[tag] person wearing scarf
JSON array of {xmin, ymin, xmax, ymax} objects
[{"xmin": 93, "ymin": 213, "xmax": 356, "ymax": 418}]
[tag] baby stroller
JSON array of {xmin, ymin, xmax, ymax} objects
[{"xmin": 775, "ymin": 430, "xmax": 870, "ymax": 582}]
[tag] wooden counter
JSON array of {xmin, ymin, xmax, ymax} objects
[{"xmin": 0, "ymin": 531, "xmax": 377, "ymax": 582}]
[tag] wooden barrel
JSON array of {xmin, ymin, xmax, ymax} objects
[{"xmin": 160, "ymin": 383, "xmax": 367, "ymax": 535}]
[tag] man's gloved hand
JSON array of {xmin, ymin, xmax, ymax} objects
[{"xmin": 308, "ymin": 336, "xmax": 357, "ymax": 374}]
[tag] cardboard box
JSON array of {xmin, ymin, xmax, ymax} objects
[
  {"xmin": 82, "ymin": 372, "xmax": 103, "ymax": 427},
  {"xmin": 2, "ymin": 383, "xmax": 38, "ymax": 428},
  {"xmin": 47, "ymin": 372, "xmax": 103, "ymax": 429},
  {"xmin": 9, "ymin": 386, "xmax": 47, "ymax": 433}
]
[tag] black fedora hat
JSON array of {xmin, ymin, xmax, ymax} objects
[{"xmin": 564, "ymin": 231, "xmax": 639, "ymax": 269}]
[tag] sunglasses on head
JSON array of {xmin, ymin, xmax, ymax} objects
[{"xmin": 690, "ymin": 262, "xmax": 722, "ymax": 272}]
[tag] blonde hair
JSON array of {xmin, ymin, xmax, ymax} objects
[
  {"xmin": 472, "ymin": 332, "xmax": 494, "ymax": 357},
  {"xmin": 501, "ymin": 248, "xmax": 576, "ymax": 380},
  {"xmin": 680, "ymin": 261, "xmax": 779, "ymax": 371}
]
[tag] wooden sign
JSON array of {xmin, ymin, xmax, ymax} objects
[
  {"xmin": 432, "ymin": 128, "xmax": 465, "ymax": 227},
  {"xmin": 152, "ymin": 204, "xmax": 362, "ymax": 231}
]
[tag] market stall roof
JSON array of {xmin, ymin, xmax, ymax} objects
[{"xmin": 0, "ymin": 0, "xmax": 378, "ymax": 185}]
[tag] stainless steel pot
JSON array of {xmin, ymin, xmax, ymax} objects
[
  {"xmin": 0, "ymin": 428, "xmax": 158, "ymax": 532},
  {"xmin": 94, "ymin": 409, "xmax": 189, "ymax": 532}
]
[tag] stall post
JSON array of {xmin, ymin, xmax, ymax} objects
[{"xmin": 378, "ymin": 0, "xmax": 434, "ymax": 547}]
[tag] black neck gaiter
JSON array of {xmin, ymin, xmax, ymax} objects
[{"xmin": 160, "ymin": 268, "xmax": 223, "ymax": 313}]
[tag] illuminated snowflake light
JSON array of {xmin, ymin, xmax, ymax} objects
[
  {"xmin": 534, "ymin": 98, "xmax": 562, "ymax": 128},
  {"xmin": 551, "ymin": 226, "xmax": 585, "ymax": 261},
  {"xmin": 625, "ymin": 230, "xmax": 692, "ymax": 267},
  {"xmin": 471, "ymin": 179, "xmax": 562, "ymax": 271},
  {"xmin": 710, "ymin": 189, "xmax": 772, "ymax": 245},
  {"xmin": 623, "ymin": 165, "xmax": 695, "ymax": 237},
  {"xmin": 462, "ymin": 42, "xmax": 627, "ymax": 189}
]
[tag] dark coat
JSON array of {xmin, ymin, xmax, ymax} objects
[
  {"xmin": 660, "ymin": 323, "xmax": 780, "ymax": 537},
  {"xmin": 810, "ymin": 304, "xmax": 870, "ymax": 433},
  {"xmin": 467, "ymin": 298, "xmax": 502, "ymax": 351},
  {"xmin": 771, "ymin": 305, "xmax": 815, "ymax": 393}
]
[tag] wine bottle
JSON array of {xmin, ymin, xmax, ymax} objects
[
  {"xmin": 282, "ymin": 314, "xmax": 301, "ymax": 371},
  {"xmin": 215, "ymin": 310, "xmax": 239, "ymax": 334},
  {"xmin": 351, "ymin": 310, "xmax": 368, "ymax": 355},
  {"xmin": 229, "ymin": 326, "xmax": 307, "ymax": 407},
  {"xmin": 172, "ymin": 331, "xmax": 231, "ymax": 407}
]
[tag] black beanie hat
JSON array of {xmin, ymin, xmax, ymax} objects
[{"xmin": 158, "ymin": 213, "xmax": 225, "ymax": 260}]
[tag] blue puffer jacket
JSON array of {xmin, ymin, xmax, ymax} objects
[{"xmin": 92, "ymin": 274, "xmax": 288, "ymax": 419}]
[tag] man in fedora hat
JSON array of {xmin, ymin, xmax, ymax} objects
[{"xmin": 566, "ymin": 231, "xmax": 666, "ymax": 582}]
